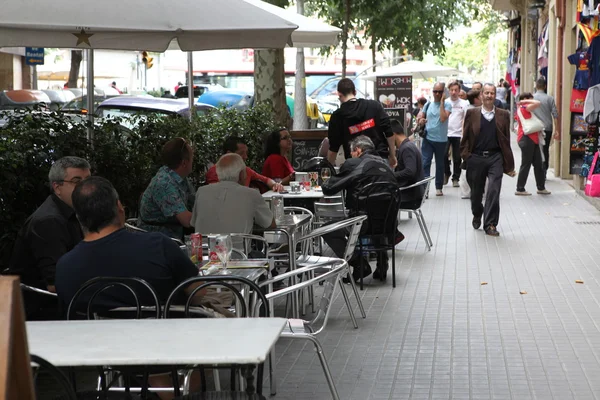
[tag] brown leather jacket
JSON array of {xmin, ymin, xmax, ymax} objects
[{"xmin": 460, "ymin": 107, "xmax": 515, "ymax": 174}]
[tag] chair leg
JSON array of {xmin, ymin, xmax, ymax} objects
[
  {"xmin": 415, "ymin": 210, "xmax": 430, "ymax": 251},
  {"xmin": 359, "ymin": 241, "xmax": 364, "ymax": 291},
  {"xmin": 269, "ymin": 350, "xmax": 277, "ymax": 396},
  {"xmin": 305, "ymin": 336, "xmax": 340, "ymax": 400},
  {"xmin": 392, "ymin": 248, "xmax": 396, "ymax": 288},
  {"xmin": 338, "ymin": 279, "xmax": 358, "ymax": 329},
  {"xmin": 417, "ymin": 210, "xmax": 433, "ymax": 249},
  {"xmin": 348, "ymin": 269, "xmax": 366, "ymax": 318}
]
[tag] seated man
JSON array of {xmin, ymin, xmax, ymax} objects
[
  {"xmin": 56, "ymin": 176, "xmax": 202, "ymax": 399},
  {"xmin": 192, "ymin": 153, "xmax": 275, "ymax": 240},
  {"xmin": 139, "ymin": 138, "xmax": 195, "ymax": 240},
  {"xmin": 322, "ymin": 135, "xmax": 398, "ymax": 281},
  {"xmin": 205, "ymin": 136, "xmax": 283, "ymax": 192},
  {"xmin": 392, "ymin": 119, "xmax": 425, "ymax": 211},
  {"xmin": 56, "ymin": 176, "xmax": 199, "ymax": 310},
  {"xmin": 8, "ymin": 156, "xmax": 91, "ymax": 320}
]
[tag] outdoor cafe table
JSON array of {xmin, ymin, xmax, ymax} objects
[
  {"xmin": 260, "ymin": 214, "xmax": 312, "ymax": 319},
  {"xmin": 27, "ymin": 318, "xmax": 286, "ymax": 367},
  {"xmin": 262, "ymin": 186, "xmax": 325, "ymax": 200}
]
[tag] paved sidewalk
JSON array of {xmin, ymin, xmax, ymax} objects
[{"xmin": 271, "ymin": 146, "xmax": 600, "ymax": 399}]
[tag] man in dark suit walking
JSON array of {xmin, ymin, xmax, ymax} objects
[{"xmin": 460, "ymin": 83, "xmax": 516, "ymax": 237}]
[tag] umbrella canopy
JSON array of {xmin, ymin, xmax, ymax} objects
[
  {"xmin": 0, "ymin": 0, "xmax": 298, "ymax": 51},
  {"xmin": 364, "ymin": 60, "xmax": 461, "ymax": 81},
  {"xmin": 244, "ymin": 0, "xmax": 340, "ymax": 47}
]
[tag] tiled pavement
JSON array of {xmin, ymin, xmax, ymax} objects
[{"xmin": 270, "ymin": 146, "xmax": 600, "ymax": 399}]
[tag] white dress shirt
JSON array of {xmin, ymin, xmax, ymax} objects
[{"xmin": 481, "ymin": 106, "xmax": 496, "ymax": 122}]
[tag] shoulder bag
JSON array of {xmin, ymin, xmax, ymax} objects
[
  {"xmin": 517, "ymin": 107, "xmax": 545, "ymax": 135},
  {"xmin": 413, "ymin": 102, "xmax": 430, "ymax": 138},
  {"xmin": 585, "ymin": 151, "xmax": 600, "ymax": 197}
]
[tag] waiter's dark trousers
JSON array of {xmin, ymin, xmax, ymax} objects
[{"xmin": 466, "ymin": 152, "xmax": 504, "ymax": 228}]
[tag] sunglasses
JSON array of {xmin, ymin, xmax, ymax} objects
[{"xmin": 432, "ymin": 90, "xmax": 443, "ymax": 94}]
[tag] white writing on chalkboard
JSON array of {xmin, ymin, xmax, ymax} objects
[{"xmin": 292, "ymin": 140, "xmax": 321, "ymax": 169}]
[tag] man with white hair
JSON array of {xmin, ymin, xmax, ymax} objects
[{"xmin": 191, "ymin": 153, "xmax": 275, "ymax": 236}]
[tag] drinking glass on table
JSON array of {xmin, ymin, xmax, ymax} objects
[
  {"xmin": 214, "ymin": 234, "xmax": 233, "ymax": 275},
  {"xmin": 320, "ymin": 168, "xmax": 331, "ymax": 184}
]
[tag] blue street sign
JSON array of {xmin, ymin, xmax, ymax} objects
[{"xmin": 25, "ymin": 47, "xmax": 44, "ymax": 66}]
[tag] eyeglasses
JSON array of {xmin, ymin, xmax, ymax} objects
[
  {"xmin": 58, "ymin": 177, "xmax": 84, "ymax": 185},
  {"xmin": 280, "ymin": 135, "xmax": 292, "ymax": 141},
  {"xmin": 432, "ymin": 90, "xmax": 443, "ymax": 94}
]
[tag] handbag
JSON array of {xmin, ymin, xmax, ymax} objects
[
  {"xmin": 517, "ymin": 107, "xmax": 545, "ymax": 135},
  {"xmin": 585, "ymin": 151, "xmax": 600, "ymax": 197},
  {"xmin": 413, "ymin": 102, "xmax": 430, "ymax": 138}
]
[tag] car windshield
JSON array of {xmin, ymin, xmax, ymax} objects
[{"xmin": 97, "ymin": 107, "xmax": 172, "ymax": 119}]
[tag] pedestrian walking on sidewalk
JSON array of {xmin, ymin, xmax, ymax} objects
[
  {"xmin": 444, "ymin": 81, "xmax": 469, "ymax": 188},
  {"xmin": 416, "ymin": 82, "xmax": 452, "ymax": 196},
  {"xmin": 514, "ymin": 93, "xmax": 551, "ymax": 196},
  {"xmin": 460, "ymin": 83, "xmax": 516, "ymax": 237},
  {"xmin": 532, "ymin": 77, "xmax": 559, "ymax": 180}
]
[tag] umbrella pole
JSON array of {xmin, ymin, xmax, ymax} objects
[
  {"xmin": 187, "ymin": 52, "xmax": 194, "ymax": 120},
  {"xmin": 86, "ymin": 49, "xmax": 95, "ymax": 143}
]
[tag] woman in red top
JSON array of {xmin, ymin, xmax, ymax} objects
[
  {"xmin": 515, "ymin": 93, "xmax": 550, "ymax": 195},
  {"xmin": 262, "ymin": 128, "xmax": 295, "ymax": 184}
]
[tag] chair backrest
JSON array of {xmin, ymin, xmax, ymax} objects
[
  {"xmin": 399, "ymin": 176, "xmax": 434, "ymax": 210},
  {"xmin": 230, "ymin": 233, "xmax": 270, "ymax": 259},
  {"xmin": 314, "ymin": 201, "xmax": 346, "ymax": 222},
  {"xmin": 66, "ymin": 277, "xmax": 161, "ymax": 320},
  {"xmin": 297, "ymin": 215, "xmax": 367, "ymax": 262},
  {"xmin": 164, "ymin": 276, "xmax": 269, "ymax": 318},
  {"xmin": 263, "ymin": 260, "xmax": 347, "ymax": 335},
  {"xmin": 353, "ymin": 181, "xmax": 401, "ymax": 239},
  {"xmin": 31, "ymin": 354, "xmax": 77, "ymax": 400},
  {"xmin": 124, "ymin": 222, "xmax": 147, "ymax": 233},
  {"xmin": 284, "ymin": 206, "xmax": 314, "ymax": 254}
]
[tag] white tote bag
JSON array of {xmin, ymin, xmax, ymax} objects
[{"xmin": 517, "ymin": 107, "xmax": 545, "ymax": 135}]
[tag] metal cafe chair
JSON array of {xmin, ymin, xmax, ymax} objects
[
  {"xmin": 256, "ymin": 260, "xmax": 348, "ymax": 400},
  {"xmin": 353, "ymin": 182, "xmax": 402, "ymax": 290},
  {"xmin": 295, "ymin": 215, "xmax": 368, "ymax": 328},
  {"xmin": 66, "ymin": 276, "xmax": 175, "ymax": 398},
  {"xmin": 166, "ymin": 276, "xmax": 270, "ymax": 399},
  {"xmin": 398, "ymin": 176, "xmax": 435, "ymax": 251}
]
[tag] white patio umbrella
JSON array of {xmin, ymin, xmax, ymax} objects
[{"xmin": 363, "ymin": 60, "xmax": 461, "ymax": 81}]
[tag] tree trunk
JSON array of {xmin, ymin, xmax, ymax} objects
[
  {"xmin": 293, "ymin": 0, "xmax": 308, "ymax": 130},
  {"xmin": 254, "ymin": 49, "xmax": 290, "ymax": 128},
  {"xmin": 68, "ymin": 50, "xmax": 83, "ymax": 88},
  {"xmin": 371, "ymin": 32, "xmax": 377, "ymax": 72},
  {"xmin": 341, "ymin": 0, "xmax": 351, "ymax": 78}
]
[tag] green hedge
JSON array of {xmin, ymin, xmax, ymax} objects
[{"xmin": 0, "ymin": 104, "xmax": 278, "ymax": 269}]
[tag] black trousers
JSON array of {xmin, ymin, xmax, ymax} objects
[
  {"xmin": 466, "ymin": 152, "xmax": 504, "ymax": 228},
  {"xmin": 517, "ymin": 135, "xmax": 545, "ymax": 192},
  {"xmin": 542, "ymin": 130, "xmax": 552, "ymax": 179},
  {"xmin": 444, "ymin": 137, "xmax": 462, "ymax": 181}
]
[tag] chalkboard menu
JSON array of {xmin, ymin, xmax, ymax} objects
[{"xmin": 290, "ymin": 129, "xmax": 327, "ymax": 170}]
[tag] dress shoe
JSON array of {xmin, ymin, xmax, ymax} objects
[
  {"xmin": 472, "ymin": 215, "xmax": 482, "ymax": 230},
  {"xmin": 484, "ymin": 225, "xmax": 500, "ymax": 236}
]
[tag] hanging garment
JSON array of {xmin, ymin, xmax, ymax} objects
[{"xmin": 568, "ymin": 51, "xmax": 592, "ymax": 89}]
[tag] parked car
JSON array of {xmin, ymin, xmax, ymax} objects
[
  {"xmin": 0, "ymin": 90, "xmax": 51, "ymax": 110},
  {"xmin": 96, "ymin": 96, "xmax": 215, "ymax": 121},
  {"xmin": 41, "ymin": 90, "xmax": 76, "ymax": 111},
  {"xmin": 198, "ymin": 88, "xmax": 323, "ymax": 127},
  {"xmin": 61, "ymin": 94, "xmax": 122, "ymax": 116},
  {"xmin": 174, "ymin": 84, "xmax": 224, "ymax": 99}
]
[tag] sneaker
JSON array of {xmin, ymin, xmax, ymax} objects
[
  {"xmin": 452, "ymin": 180, "xmax": 459, "ymax": 187},
  {"xmin": 515, "ymin": 190, "xmax": 532, "ymax": 196},
  {"xmin": 436, "ymin": 189, "xmax": 443, "ymax": 196},
  {"xmin": 484, "ymin": 225, "xmax": 500, "ymax": 236},
  {"xmin": 537, "ymin": 189, "xmax": 551, "ymax": 195}
]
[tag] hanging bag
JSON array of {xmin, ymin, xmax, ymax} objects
[
  {"xmin": 517, "ymin": 107, "xmax": 545, "ymax": 135},
  {"xmin": 585, "ymin": 151, "xmax": 600, "ymax": 197},
  {"xmin": 413, "ymin": 102, "xmax": 430, "ymax": 138}
]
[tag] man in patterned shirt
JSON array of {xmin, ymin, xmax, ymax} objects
[{"xmin": 138, "ymin": 138, "xmax": 195, "ymax": 240}]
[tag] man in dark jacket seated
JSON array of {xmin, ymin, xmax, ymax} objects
[
  {"xmin": 392, "ymin": 119, "xmax": 425, "ymax": 210},
  {"xmin": 322, "ymin": 135, "xmax": 398, "ymax": 282}
]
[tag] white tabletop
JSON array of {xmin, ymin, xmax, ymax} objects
[
  {"xmin": 27, "ymin": 318, "xmax": 286, "ymax": 367},
  {"xmin": 262, "ymin": 187, "xmax": 324, "ymax": 199}
]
